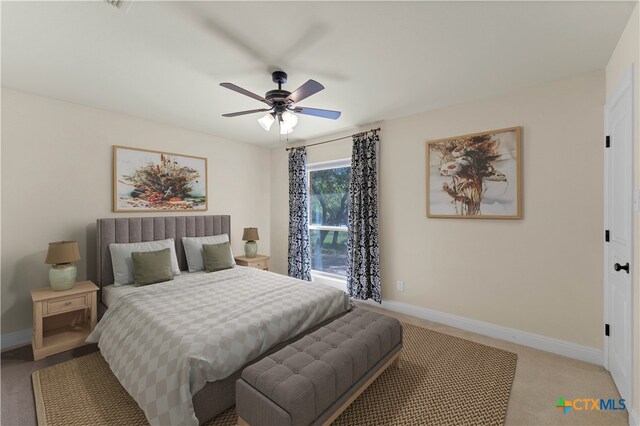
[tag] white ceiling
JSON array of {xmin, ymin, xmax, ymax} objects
[{"xmin": 1, "ymin": 1, "xmax": 635, "ymax": 146}]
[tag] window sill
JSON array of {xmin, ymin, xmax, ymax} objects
[{"xmin": 311, "ymin": 272, "xmax": 347, "ymax": 292}]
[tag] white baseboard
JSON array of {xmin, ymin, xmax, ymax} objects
[
  {"xmin": 360, "ymin": 299, "xmax": 603, "ymax": 365},
  {"xmin": 630, "ymin": 408, "xmax": 639, "ymax": 426},
  {"xmin": 1, "ymin": 328, "xmax": 32, "ymax": 352}
]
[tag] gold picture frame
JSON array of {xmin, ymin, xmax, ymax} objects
[
  {"xmin": 426, "ymin": 126, "xmax": 522, "ymax": 219},
  {"xmin": 113, "ymin": 146, "xmax": 208, "ymax": 213}
]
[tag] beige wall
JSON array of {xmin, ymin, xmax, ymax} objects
[
  {"xmin": 605, "ymin": 2, "xmax": 640, "ymax": 419},
  {"xmin": 271, "ymin": 71, "xmax": 605, "ymax": 349},
  {"xmin": 1, "ymin": 89, "xmax": 271, "ymax": 334}
]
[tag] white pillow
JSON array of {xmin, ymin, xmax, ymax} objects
[
  {"xmin": 109, "ymin": 238, "xmax": 180, "ymax": 286},
  {"xmin": 182, "ymin": 234, "xmax": 235, "ymax": 272}
]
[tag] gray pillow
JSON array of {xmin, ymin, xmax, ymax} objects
[
  {"xmin": 131, "ymin": 248, "xmax": 174, "ymax": 286},
  {"xmin": 182, "ymin": 235, "xmax": 235, "ymax": 272},
  {"xmin": 109, "ymin": 238, "xmax": 180, "ymax": 286},
  {"xmin": 203, "ymin": 243, "xmax": 234, "ymax": 272}
]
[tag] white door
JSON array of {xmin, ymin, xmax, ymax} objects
[{"xmin": 604, "ymin": 65, "xmax": 634, "ymax": 405}]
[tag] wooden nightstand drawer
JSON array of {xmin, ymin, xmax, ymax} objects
[
  {"xmin": 44, "ymin": 294, "xmax": 89, "ymax": 315},
  {"xmin": 252, "ymin": 260, "xmax": 267, "ymax": 270},
  {"xmin": 235, "ymin": 255, "xmax": 270, "ymax": 271}
]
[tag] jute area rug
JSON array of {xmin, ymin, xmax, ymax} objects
[{"xmin": 32, "ymin": 323, "xmax": 517, "ymax": 426}]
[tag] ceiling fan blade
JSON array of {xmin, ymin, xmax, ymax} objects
[
  {"xmin": 222, "ymin": 108, "xmax": 271, "ymax": 118},
  {"xmin": 220, "ymin": 83, "xmax": 272, "ymax": 105},
  {"xmin": 285, "ymin": 80, "xmax": 324, "ymax": 104},
  {"xmin": 294, "ymin": 107, "xmax": 341, "ymax": 120}
]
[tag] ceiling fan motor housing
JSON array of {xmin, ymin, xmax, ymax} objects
[{"xmin": 266, "ymin": 89, "xmax": 292, "ymax": 112}]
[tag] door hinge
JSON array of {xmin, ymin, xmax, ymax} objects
[
  {"xmin": 605, "ymin": 323, "xmax": 610, "ymax": 337},
  {"xmin": 606, "ymin": 135, "xmax": 610, "ymax": 148},
  {"xmin": 605, "ymin": 230, "xmax": 610, "ymax": 242}
]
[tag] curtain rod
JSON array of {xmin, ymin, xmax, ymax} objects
[{"xmin": 285, "ymin": 127, "xmax": 381, "ymax": 151}]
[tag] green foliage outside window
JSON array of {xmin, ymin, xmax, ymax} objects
[{"xmin": 309, "ymin": 166, "xmax": 351, "ymax": 276}]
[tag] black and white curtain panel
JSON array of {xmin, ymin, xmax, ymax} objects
[
  {"xmin": 347, "ymin": 130, "xmax": 381, "ymax": 302},
  {"xmin": 288, "ymin": 147, "xmax": 312, "ymax": 281}
]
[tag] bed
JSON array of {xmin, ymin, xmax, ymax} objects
[{"xmin": 90, "ymin": 216, "xmax": 350, "ymax": 426}]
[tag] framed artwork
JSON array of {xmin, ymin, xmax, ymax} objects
[
  {"xmin": 426, "ymin": 126, "xmax": 522, "ymax": 219},
  {"xmin": 113, "ymin": 146, "xmax": 207, "ymax": 212}
]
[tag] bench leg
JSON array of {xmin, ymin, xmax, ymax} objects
[
  {"xmin": 321, "ymin": 349, "xmax": 402, "ymax": 426},
  {"xmin": 238, "ymin": 416, "xmax": 250, "ymax": 426}
]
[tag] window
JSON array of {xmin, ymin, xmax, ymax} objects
[{"xmin": 308, "ymin": 159, "xmax": 351, "ymax": 278}]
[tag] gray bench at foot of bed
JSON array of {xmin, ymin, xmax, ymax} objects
[{"xmin": 236, "ymin": 308, "xmax": 403, "ymax": 426}]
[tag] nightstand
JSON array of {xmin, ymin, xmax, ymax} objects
[
  {"xmin": 30, "ymin": 281, "xmax": 98, "ymax": 361},
  {"xmin": 235, "ymin": 255, "xmax": 271, "ymax": 271}
]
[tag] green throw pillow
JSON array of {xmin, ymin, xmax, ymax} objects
[
  {"xmin": 203, "ymin": 242, "xmax": 234, "ymax": 272},
  {"xmin": 131, "ymin": 248, "xmax": 174, "ymax": 286}
]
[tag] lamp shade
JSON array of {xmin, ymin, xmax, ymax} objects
[
  {"xmin": 45, "ymin": 241, "xmax": 81, "ymax": 265},
  {"xmin": 258, "ymin": 113, "xmax": 275, "ymax": 131},
  {"xmin": 280, "ymin": 123, "xmax": 294, "ymax": 135},
  {"xmin": 242, "ymin": 228, "xmax": 259, "ymax": 241},
  {"xmin": 281, "ymin": 111, "xmax": 298, "ymax": 127}
]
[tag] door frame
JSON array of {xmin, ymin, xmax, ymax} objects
[{"xmin": 603, "ymin": 63, "xmax": 634, "ymax": 405}]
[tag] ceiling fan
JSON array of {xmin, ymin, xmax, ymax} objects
[{"xmin": 220, "ymin": 71, "xmax": 341, "ymax": 134}]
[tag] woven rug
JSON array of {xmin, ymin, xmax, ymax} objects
[{"xmin": 32, "ymin": 323, "xmax": 517, "ymax": 426}]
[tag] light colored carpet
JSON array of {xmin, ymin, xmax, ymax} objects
[{"xmin": 32, "ymin": 323, "xmax": 517, "ymax": 426}]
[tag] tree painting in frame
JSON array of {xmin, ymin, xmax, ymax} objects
[
  {"xmin": 426, "ymin": 127, "xmax": 522, "ymax": 219},
  {"xmin": 113, "ymin": 146, "xmax": 208, "ymax": 212}
]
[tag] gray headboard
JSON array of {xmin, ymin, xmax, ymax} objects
[{"xmin": 96, "ymin": 215, "xmax": 231, "ymax": 287}]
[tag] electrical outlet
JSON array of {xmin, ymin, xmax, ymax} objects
[{"xmin": 396, "ymin": 280, "xmax": 404, "ymax": 292}]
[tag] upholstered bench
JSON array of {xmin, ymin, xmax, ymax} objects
[{"xmin": 236, "ymin": 308, "xmax": 403, "ymax": 426}]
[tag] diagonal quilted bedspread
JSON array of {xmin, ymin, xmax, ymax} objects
[{"xmin": 87, "ymin": 266, "xmax": 350, "ymax": 426}]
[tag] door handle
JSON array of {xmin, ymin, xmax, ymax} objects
[{"xmin": 614, "ymin": 263, "xmax": 630, "ymax": 273}]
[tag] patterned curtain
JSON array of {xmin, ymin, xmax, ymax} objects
[
  {"xmin": 347, "ymin": 130, "xmax": 381, "ymax": 302},
  {"xmin": 288, "ymin": 147, "xmax": 312, "ymax": 281}
]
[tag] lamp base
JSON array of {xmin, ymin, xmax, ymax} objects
[
  {"xmin": 244, "ymin": 241, "xmax": 258, "ymax": 258},
  {"xmin": 49, "ymin": 264, "xmax": 77, "ymax": 291}
]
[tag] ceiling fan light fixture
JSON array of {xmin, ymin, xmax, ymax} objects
[
  {"xmin": 258, "ymin": 113, "xmax": 275, "ymax": 131},
  {"xmin": 279, "ymin": 121, "xmax": 294, "ymax": 135},
  {"xmin": 281, "ymin": 111, "xmax": 298, "ymax": 128}
]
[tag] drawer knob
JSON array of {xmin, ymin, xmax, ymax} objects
[{"xmin": 64, "ymin": 301, "xmax": 72, "ymax": 306}]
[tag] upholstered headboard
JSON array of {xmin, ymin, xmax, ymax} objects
[{"xmin": 96, "ymin": 215, "xmax": 231, "ymax": 287}]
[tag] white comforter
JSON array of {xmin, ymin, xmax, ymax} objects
[{"xmin": 87, "ymin": 267, "xmax": 350, "ymax": 426}]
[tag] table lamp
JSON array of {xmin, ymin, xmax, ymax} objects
[
  {"xmin": 45, "ymin": 241, "xmax": 81, "ymax": 291},
  {"xmin": 242, "ymin": 228, "xmax": 259, "ymax": 258}
]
